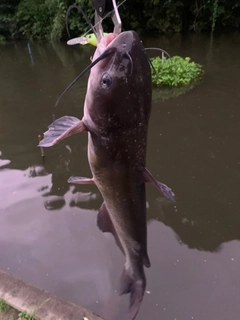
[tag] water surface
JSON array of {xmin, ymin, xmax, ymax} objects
[{"xmin": 0, "ymin": 33, "xmax": 240, "ymax": 320}]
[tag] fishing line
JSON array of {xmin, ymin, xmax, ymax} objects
[
  {"xmin": 66, "ymin": 4, "xmax": 97, "ymax": 38},
  {"xmin": 53, "ymin": 1, "xmax": 127, "ymax": 119},
  {"xmin": 71, "ymin": 0, "xmax": 127, "ymax": 40},
  {"xmin": 144, "ymin": 47, "xmax": 171, "ymax": 59},
  {"xmin": 144, "ymin": 52, "xmax": 156, "ymax": 74},
  {"xmin": 144, "ymin": 47, "xmax": 171, "ymax": 72},
  {"xmin": 125, "ymin": 52, "xmax": 133, "ymax": 76}
]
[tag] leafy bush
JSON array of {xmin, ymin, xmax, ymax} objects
[
  {"xmin": 47, "ymin": 0, "xmax": 67, "ymax": 41},
  {"xmin": 1, "ymin": 0, "xmax": 240, "ymax": 40},
  {"xmin": 151, "ymin": 56, "xmax": 203, "ymax": 87},
  {"xmin": 12, "ymin": 0, "xmax": 68, "ymax": 40},
  {"xmin": 10, "ymin": 0, "xmax": 94, "ymax": 40},
  {"xmin": 66, "ymin": 0, "xmax": 95, "ymax": 38},
  {"xmin": 0, "ymin": 35, "xmax": 6, "ymax": 44},
  {"xmin": 0, "ymin": 0, "xmax": 20, "ymax": 39},
  {"xmin": 13, "ymin": 0, "xmax": 53, "ymax": 40}
]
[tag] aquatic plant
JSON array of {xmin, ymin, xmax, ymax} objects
[{"xmin": 151, "ymin": 56, "xmax": 203, "ymax": 87}]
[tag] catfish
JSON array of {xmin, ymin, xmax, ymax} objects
[{"xmin": 39, "ymin": 31, "xmax": 175, "ymax": 319}]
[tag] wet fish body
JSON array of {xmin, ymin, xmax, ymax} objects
[
  {"xmin": 87, "ymin": 31, "xmax": 152, "ymax": 319},
  {"xmin": 39, "ymin": 31, "xmax": 175, "ymax": 319}
]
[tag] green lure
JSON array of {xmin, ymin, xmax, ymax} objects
[{"xmin": 67, "ymin": 33, "xmax": 108, "ymax": 47}]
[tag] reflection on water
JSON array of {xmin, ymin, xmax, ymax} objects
[
  {"xmin": 1, "ymin": 33, "xmax": 240, "ymax": 320},
  {"xmin": 0, "ymin": 159, "xmax": 11, "ymax": 168},
  {"xmin": 152, "ymin": 79, "xmax": 202, "ymax": 102}
]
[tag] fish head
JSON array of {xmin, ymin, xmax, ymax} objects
[{"xmin": 83, "ymin": 31, "xmax": 152, "ymax": 136}]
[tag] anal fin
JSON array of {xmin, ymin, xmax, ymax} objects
[
  {"xmin": 97, "ymin": 203, "xmax": 150, "ymax": 268},
  {"xmin": 38, "ymin": 116, "xmax": 88, "ymax": 147},
  {"xmin": 143, "ymin": 167, "xmax": 175, "ymax": 201},
  {"xmin": 97, "ymin": 202, "xmax": 114, "ymax": 233},
  {"xmin": 97, "ymin": 202, "xmax": 124, "ymax": 255}
]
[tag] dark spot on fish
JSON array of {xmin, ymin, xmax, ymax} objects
[{"xmin": 101, "ymin": 72, "xmax": 113, "ymax": 89}]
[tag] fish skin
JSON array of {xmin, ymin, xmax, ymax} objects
[
  {"xmin": 39, "ymin": 31, "xmax": 175, "ymax": 319},
  {"xmin": 84, "ymin": 31, "xmax": 152, "ymax": 320}
]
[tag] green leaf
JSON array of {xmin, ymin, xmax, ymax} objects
[{"xmin": 151, "ymin": 55, "xmax": 203, "ymax": 87}]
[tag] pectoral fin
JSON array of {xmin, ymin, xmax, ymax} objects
[
  {"xmin": 38, "ymin": 116, "xmax": 88, "ymax": 147},
  {"xmin": 143, "ymin": 167, "xmax": 175, "ymax": 201},
  {"xmin": 68, "ymin": 176, "xmax": 95, "ymax": 184}
]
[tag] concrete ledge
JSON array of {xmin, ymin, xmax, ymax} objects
[{"xmin": 0, "ymin": 270, "xmax": 105, "ymax": 320}]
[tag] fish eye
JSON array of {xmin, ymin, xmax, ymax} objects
[{"xmin": 101, "ymin": 73, "xmax": 113, "ymax": 89}]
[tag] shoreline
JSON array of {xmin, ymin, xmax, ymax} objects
[{"xmin": 0, "ymin": 270, "xmax": 105, "ymax": 320}]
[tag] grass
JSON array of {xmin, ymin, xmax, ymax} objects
[
  {"xmin": 0, "ymin": 299, "xmax": 9, "ymax": 312},
  {"xmin": 17, "ymin": 311, "xmax": 35, "ymax": 320},
  {"xmin": 0, "ymin": 299, "xmax": 35, "ymax": 320}
]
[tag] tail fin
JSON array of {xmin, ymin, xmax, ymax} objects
[{"xmin": 119, "ymin": 268, "xmax": 146, "ymax": 320}]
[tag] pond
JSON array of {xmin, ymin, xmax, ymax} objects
[{"xmin": 0, "ymin": 32, "xmax": 240, "ymax": 320}]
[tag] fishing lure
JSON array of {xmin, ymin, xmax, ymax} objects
[{"xmin": 67, "ymin": 33, "xmax": 108, "ymax": 46}]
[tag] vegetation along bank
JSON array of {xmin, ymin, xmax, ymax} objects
[{"xmin": 0, "ymin": 0, "xmax": 240, "ymax": 42}]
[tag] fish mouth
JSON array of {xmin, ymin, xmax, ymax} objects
[
  {"xmin": 101, "ymin": 33, "xmax": 118, "ymax": 47},
  {"xmin": 95, "ymin": 31, "xmax": 136, "ymax": 76},
  {"xmin": 98, "ymin": 31, "xmax": 135, "ymax": 55},
  {"xmin": 54, "ymin": 31, "xmax": 136, "ymax": 107}
]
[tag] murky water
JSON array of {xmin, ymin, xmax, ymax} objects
[{"xmin": 1, "ymin": 33, "xmax": 240, "ymax": 320}]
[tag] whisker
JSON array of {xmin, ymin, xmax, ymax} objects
[
  {"xmin": 54, "ymin": 47, "xmax": 117, "ymax": 108},
  {"xmin": 144, "ymin": 47, "xmax": 171, "ymax": 60},
  {"xmin": 143, "ymin": 51, "xmax": 156, "ymax": 74},
  {"xmin": 66, "ymin": 4, "xmax": 97, "ymax": 39},
  {"xmin": 125, "ymin": 52, "xmax": 133, "ymax": 76}
]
